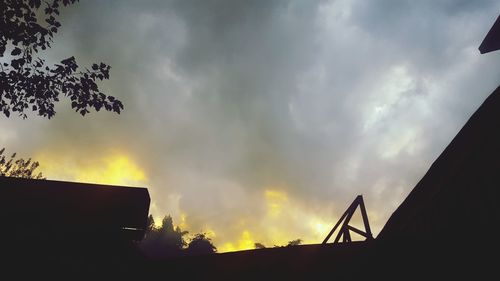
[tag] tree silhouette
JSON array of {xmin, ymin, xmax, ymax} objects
[
  {"xmin": 286, "ymin": 239, "xmax": 302, "ymax": 247},
  {"xmin": 158, "ymin": 216, "xmax": 189, "ymax": 251},
  {"xmin": 186, "ymin": 233, "xmax": 217, "ymax": 256},
  {"xmin": 145, "ymin": 214, "xmax": 155, "ymax": 234},
  {"xmin": 0, "ymin": 0, "xmax": 123, "ymax": 119},
  {"xmin": 139, "ymin": 215, "xmax": 189, "ymax": 258},
  {"xmin": 0, "ymin": 148, "xmax": 44, "ymax": 179},
  {"xmin": 139, "ymin": 215, "xmax": 219, "ymax": 258}
]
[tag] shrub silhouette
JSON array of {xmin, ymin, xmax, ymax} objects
[
  {"xmin": 0, "ymin": 148, "xmax": 44, "ymax": 179},
  {"xmin": 186, "ymin": 233, "xmax": 217, "ymax": 256},
  {"xmin": 287, "ymin": 239, "xmax": 303, "ymax": 247}
]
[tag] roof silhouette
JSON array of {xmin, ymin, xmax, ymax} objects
[
  {"xmin": 378, "ymin": 84, "xmax": 500, "ymax": 242},
  {"xmin": 379, "ymin": 15, "xmax": 500, "ymax": 242},
  {"xmin": 0, "ymin": 176, "xmax": 150, "ymax": 241},
  {"xmin": 479, "ymin": 15, "xmax": 500, "ymax": 54}
]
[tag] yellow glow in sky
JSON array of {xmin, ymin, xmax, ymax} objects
[
  {"xmin": 219, "ymin": 230, "xmax": 256, "ymax": 253},
  {"xmin": 36, "ymin": 151, "xmax": 147, "ymax": 187},
  {"xmin": 34, "ymin": 151, "xmax": 376, "ymax": 253},
  {"xmin": 310, "ymin": 219, "xmax": 331, "ymax": 237},
  {"xmin": 178, "ymin": 213, "xmax": 189, "ymax": 230},
  {"xmin": 265, "ymin": 189, "xmax": 288, "ymax": 217},
  {"xmin": 76, "ymin": 155, "xmax": 146, "ymax": 185},
  {"xmin": 214, "ymin": 188, "xmax": 340, "ymax": 252}
]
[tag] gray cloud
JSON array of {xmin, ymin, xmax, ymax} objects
[{"xmin": 1, "ymin": 0, "xmax": 499, "ymax": 248}]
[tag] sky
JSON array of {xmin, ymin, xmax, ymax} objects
[{"xmin": 1, "ymin": 0, "xmax": 499, "ymax": 252}]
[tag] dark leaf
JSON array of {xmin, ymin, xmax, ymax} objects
[
  {"xmin": 11, "ymin": 47, "xmax": 22, "ymax": 56},
  {"xmin": 11, "ymin": 58, "xmax": 25, "ymax": 69},
  {"xmin": 61, "ymin": 56, "xmax": 75, "ymax": 65}
]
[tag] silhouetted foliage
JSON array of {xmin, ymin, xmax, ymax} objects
[
  {"xmin": 254, "ymin": 242, "xmax": 266, "ymax": 249},
  {"xmin": 139, "ymin": 215, "xmax": 189, "ymax": 258},
  {"xmin": 186, "ymin": 233, "xmax": 217, "ymax": 255},
  {"xmin": 139, "ymin": 215, "xmax": 218, "ymax": 258},
  {"xmin": 272, "ymin": 238, "xmax": 303, "ymax": 248},
  {"xmin": 0, "ymin": 0, "xmax": 123, "ymax": 119},
  {"xmin": 146, "ymin": 214, "xmax": 155, "ymax": 233},
  {"xmin": 287, "ymin": 239, "xmax": 302, "ymax": 247},
  {"xmin": 158, "ymin": 216, "xmax": 189, "ymax": 250},
  {"xmin": 0, "ymin": 148, "xmax": 44, "ymax": 179}
]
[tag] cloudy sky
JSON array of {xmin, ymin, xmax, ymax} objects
[{"xmin": 1, "ymin": 0, "xmax": 499, "ymax": 251}]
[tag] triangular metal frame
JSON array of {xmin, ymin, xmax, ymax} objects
[{"xmin": 322, "ymin": 195, "xmax": 373, "ymax": 245}]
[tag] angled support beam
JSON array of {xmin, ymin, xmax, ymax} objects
[
  {"xmin": 322, "ymin": 195, "xmax": 373, "ymax": 245},
  {"xmin": 322, "ymin": 198, "xmax": 357, "ymax": 244},
  {"xmin": 333, "ymin": 201, "xmax": 358, "ymax": 244},
  {"xmin": 358, "ymin": 195, "xmax": 373, "ymax": 240},
  {"xmin": 347, "ymin": 225, "xmax": 368, "ymax": 237}
]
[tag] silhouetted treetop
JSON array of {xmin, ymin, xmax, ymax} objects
[
  {"xmin": 287, "ymin": 239, "xmax": 302, "ymax": 247},
  {"xmin": 0, "ymin": 148, "xmax": 44, "ymax": 179},
  {"xmin": 140, "ymin": 215, "xmax": 218, "ymax": 258},
  {"xmin": 146, "ymin": 214, "xmax": 155, "ymax": 233},
  {"xmin": 159, "ymin": 215, "xmax": 189, "ymax": 250},
  {"xmin": 187, "ymin": 233, "xmax": 217, "ymax": 255},
  {"xmin": 139, "ymin": 215, "xmax": 190, "ymax": 258},
  {"xmin": 0, "ymin": 0, "xmax": 123, "ymax": 119}
]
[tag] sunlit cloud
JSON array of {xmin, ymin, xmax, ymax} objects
[
  {"xmin": 35, "ymin": 150, "xmax": 147, "ymax": 187},
  {"xmin": 204, "ymin": 188, "xmax": 370, "ymax": 252},
  {"xmin": 219, "ymin": 230, "xmax": 256, "ymax": 253},
  {"xmin": 265, "ymin": 189, "xmax": 289, "ymax": 217}
]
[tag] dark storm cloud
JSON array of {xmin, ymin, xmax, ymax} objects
[{"xmin": 1, "ymin": 0, "xmax": 499, "ymax": 246}]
